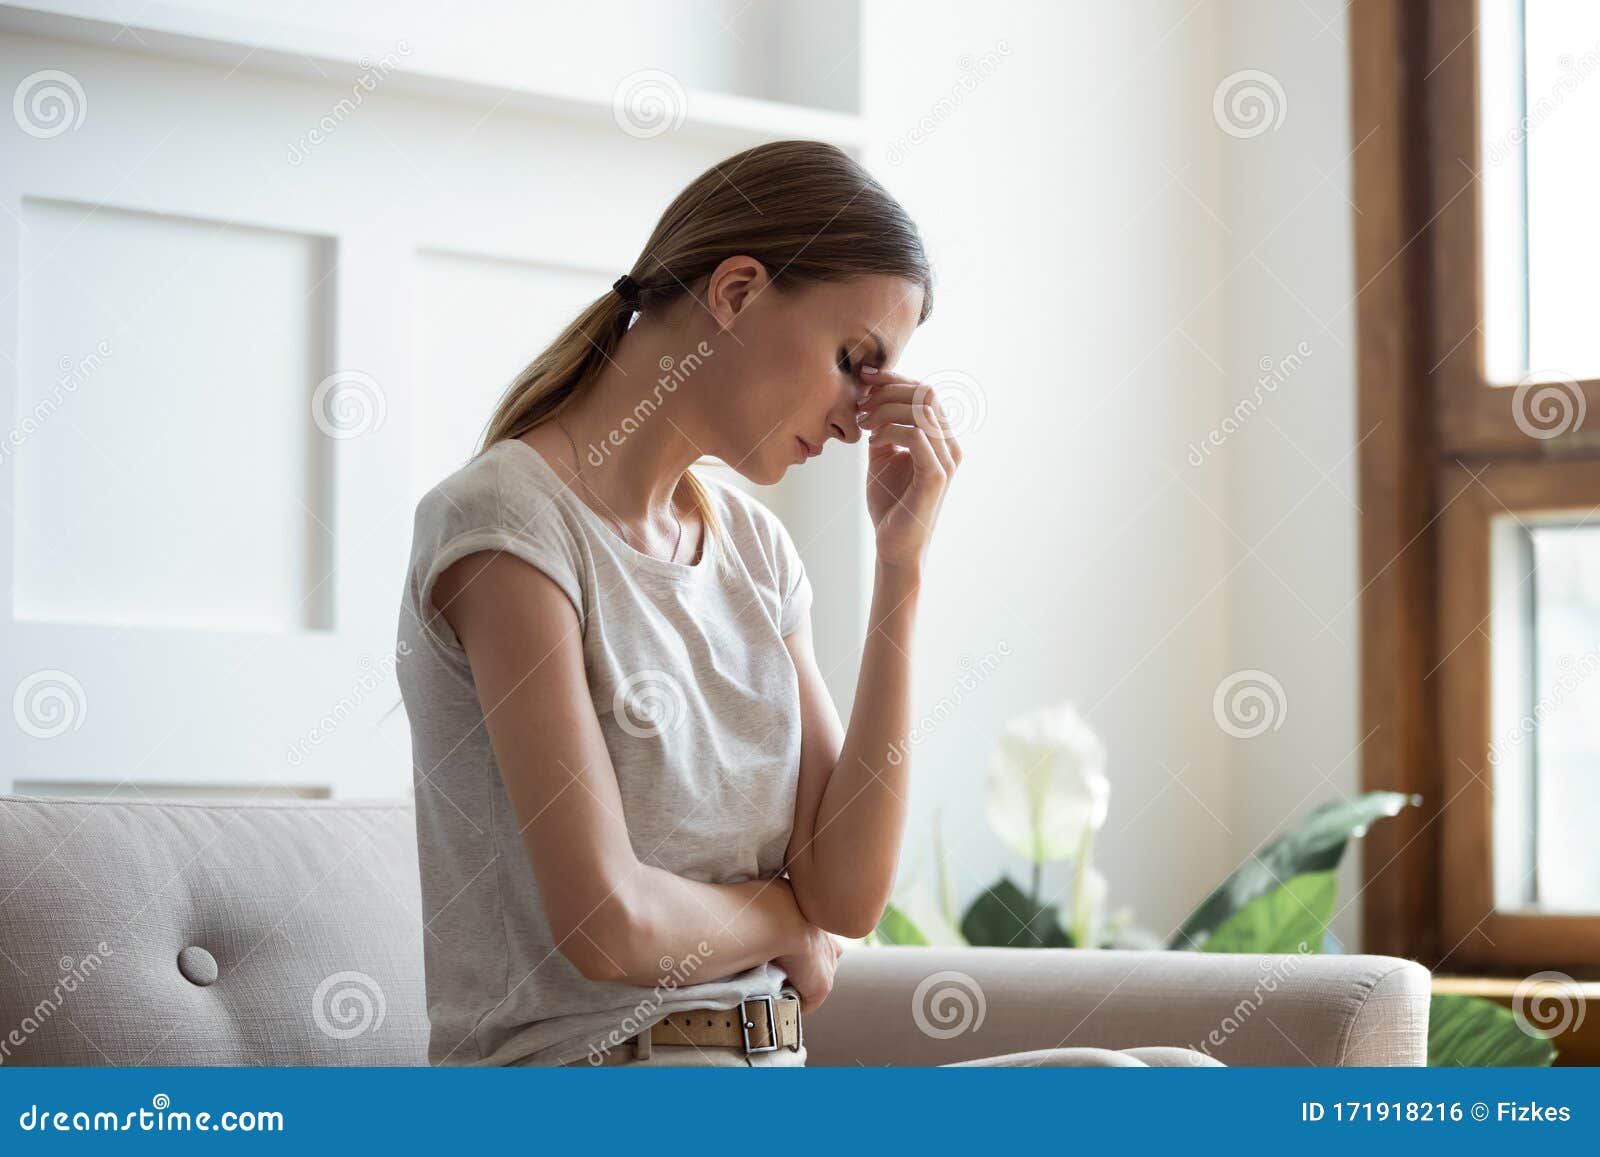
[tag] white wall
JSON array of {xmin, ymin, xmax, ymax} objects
[
  {"xmin": 5, "ymin": 0, "xmax": 860, "ymax": 112},
  {"xmin": 860, "ymin": 0, "xmax": 1234, "ymax": 940},
  {"xmin": 1209, "ymin": 0, "xmax": 1362, "ymax": 949},
  {"xmin": 860, "ymin": 0, "xmax": 1361, "ymax": 947}
]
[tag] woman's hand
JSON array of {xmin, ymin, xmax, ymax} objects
[
  {"xmin": 771, "ymin": 922, "xmax": 847, "ymax": 1015},
  {"xmin": 856, "ymin": 366, "xmax": 962, "ymax": 570}
]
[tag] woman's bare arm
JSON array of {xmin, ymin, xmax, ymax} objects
[
  {"xmin": 780, "ymin": 563, "xmax": 919, "ymax": 938},
  {"xmin": 431, "ymin": 549, "xmax": 813, "ymax": 986},
  {"xmin": 782, "ymin": 368, "xmax": 958, "ymax": 938}
]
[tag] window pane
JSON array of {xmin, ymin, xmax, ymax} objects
[
  {"xmin": 1491, "ymin": 517, "xmax": 1600, "ymax": 911},
  {"xmin": 1479, "ymin": 0, "xmax": 1600, "ymax": 383}
]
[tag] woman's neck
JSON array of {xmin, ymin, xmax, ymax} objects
[{"xmin": 543, "ymin": 318, "xmax": 710, "ymax": 525}]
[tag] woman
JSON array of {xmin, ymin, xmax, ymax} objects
[{"xmin": 396, "ymin": 139, "xmax": 955, "ymax": 1067}]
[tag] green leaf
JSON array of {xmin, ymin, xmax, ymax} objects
[
  {"xmin": 959, "ymin": 877, "xmax": 1073, "ymax": 948},
  {"xmin": 1428, "ymin": 994, "xmax": 1557, "ymax": 1067},
  {"xmin": 1201, "ymin": 871, "xmax": 1336, "ymax": 954},
  {"xmin": 873, "ymin": 901, "xmax": 930, "ymax": 946},
  {"xmin": 1168, "ymin": 790, "xmax": 1415, "ymax": 949}
]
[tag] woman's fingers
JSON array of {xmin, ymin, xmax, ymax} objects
[
  {"xmin": 861, "ymin": 382, "xmax": 961, "ymax": 456},
  {"xmin": 858, "ymin": 367, "xmax": 963, "ymax": 474},
  {"xmin": 864, "ymin": 408, "xmax": 960, "ymax": 470},
  {"xmin": 858, "ymin": 369, "xmax": 933, "ymax": 412},
  {"xmin": 867, "ymin": 421, "xmax": 947, "ymax": 480},
  {"xmin": 860, "ymin": 400, "xmax": 953, "ymax": 439},
  {"xmin": 859, "ymin": 373, "xmax": 932, "ymax": 404},
  {"xmin": 867, "ymin": 408, "xmax": 957, "ymax": 474}
]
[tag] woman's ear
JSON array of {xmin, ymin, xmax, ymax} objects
[{"xmin": 704, "ymin": 255, "xmax": 771, "ymax": 327}]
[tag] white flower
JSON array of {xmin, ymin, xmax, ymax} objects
[
  {"xmin": 984, "ymin": 702, "xmax": 1109, "ymax": 863},
  {"xmin": 1071, "ymin": 864, "xmax": 1109, "ymax": 948}
]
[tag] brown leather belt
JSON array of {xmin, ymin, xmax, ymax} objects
[{"xmin": 582, "ymin": 994, "xmax": 802, "ymax": 1065}]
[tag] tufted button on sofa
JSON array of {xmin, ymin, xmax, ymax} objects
[{"xmin": 0, "ymin": 794, "xmax": 429, "ymax": 1066}]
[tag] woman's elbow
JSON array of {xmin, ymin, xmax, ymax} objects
[
  {"xmin": 791, "ymin": 874, "xmax": 885, "ymax": 940},
  {"xmin": 550, "ymin": 886, "xmax": 653, "ymax": 984},
  {"xmin": 827, "ymin": 904, "xmax": 885, "ymax": 941},
  {"xmin": 559, "ymin": 937, "xmax": 628, "ymax": 984}
]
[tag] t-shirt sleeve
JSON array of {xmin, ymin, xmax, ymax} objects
[
  {"xmin": 409, "ymin": 453, "xmax": 585, "ymax": 653},
  {"xmin": 774, "ymin": 515, "xmax": 813, "ymax": 638}
]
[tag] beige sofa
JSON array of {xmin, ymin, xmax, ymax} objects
[{"xmin": 0, "ymin": 795, "xmax": 1430, "ymax": 1066}]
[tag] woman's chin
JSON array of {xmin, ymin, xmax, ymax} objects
[
  {"xmin": 759, "ymin": 449, "xmax": 798, "ymax": 484},
  {"xmin": 723, "ymin": 454, "xmax": 790, "ymax": 488}
]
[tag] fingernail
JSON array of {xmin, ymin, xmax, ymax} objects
[{"xmin": 861, "ymin": 365, "xmax": 879, "ymax": 375}]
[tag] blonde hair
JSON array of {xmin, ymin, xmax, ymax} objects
[{"xmin": 475, "ymin": 138, "xmax": 934, "ymax": 573}]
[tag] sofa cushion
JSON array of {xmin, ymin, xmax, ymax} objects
[{"xmin": 0, "ymin": 794, "xmax": 428, "ymax": 1066}]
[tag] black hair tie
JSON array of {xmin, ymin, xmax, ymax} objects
[{"xmin": 612, "ymin": 274, "xmax": 642, "ymax": 310}]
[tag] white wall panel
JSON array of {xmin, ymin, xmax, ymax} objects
[
  {"xmin": 14, "ymin": 197, "xmax": 335, "ymax": 632},
  {"xmin": 411, "ymin": 250, "xmax": 608, "ymax": 495}
]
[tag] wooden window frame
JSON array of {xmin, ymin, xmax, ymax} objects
[{"xmin": 1353, "ymin": 0, "xmax": 1600, "ymax": 975}]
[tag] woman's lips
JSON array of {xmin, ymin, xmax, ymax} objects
[{"xmin": 796, "ymin": 436, "xmax": 819, "ymax": 461}]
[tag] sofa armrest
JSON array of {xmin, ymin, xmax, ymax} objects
[{"xmin": 803, "ymin": 946, "xmax": 1430, "ymax": 1067}]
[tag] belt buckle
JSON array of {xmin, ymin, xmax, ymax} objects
[{"xmin": 740, "ymin": 994, "xmax": 779, "ymax": 1054}]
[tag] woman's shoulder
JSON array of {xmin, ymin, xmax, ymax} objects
[
  {"xmin": 407, "ymin": 438, "xmax": 588, "ymax": 629},
  {"xmin": 410, "ymin": 438, "xmax": 579, "ymax": 560}
]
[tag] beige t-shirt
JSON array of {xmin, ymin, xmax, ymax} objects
[{"xmin": 395, "ymin": 436, "xmax": 813, "ymax": 1066}]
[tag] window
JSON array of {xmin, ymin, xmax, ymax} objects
[{"xmin": 1354, "ymin": 0, "xmax": 1600, "ymax": 973}]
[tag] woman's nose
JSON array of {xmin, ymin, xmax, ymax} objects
[{"xmin": 835, "ymin": 388, "xmax": 867, "ymax": 445}]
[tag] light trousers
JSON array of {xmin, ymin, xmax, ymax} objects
[{"xmin": 566, "ymin": 1043, "xmax": 1222, "ymax": 1067}]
